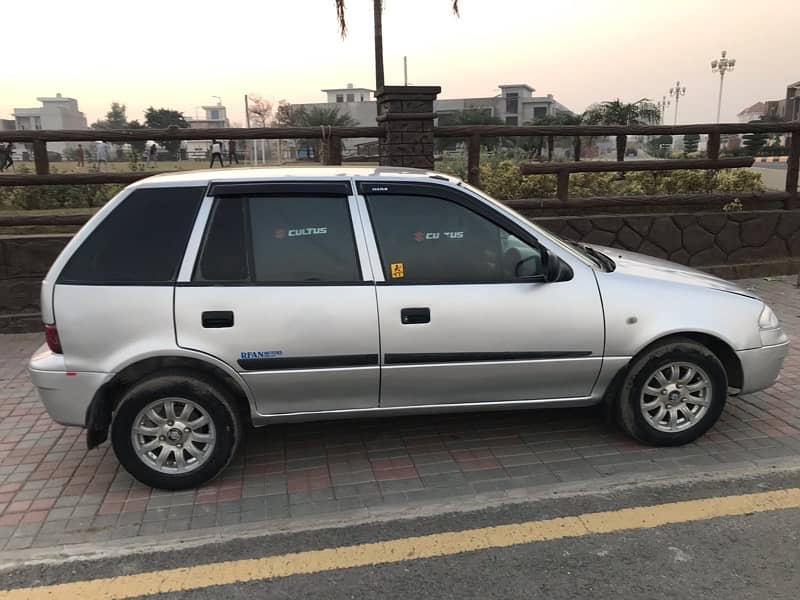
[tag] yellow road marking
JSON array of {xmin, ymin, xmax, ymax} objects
[{"xmin": 4, "ymin": 487, "xmax": 800, "ymax": 599}]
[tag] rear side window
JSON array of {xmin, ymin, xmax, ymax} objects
[
  {"xmin": 194, "ymin": 196, "xmax": 361, "ymax": 283},
  {"xmin": 59, "ymin": 187, "xmax": 204, "ymax": 284}
]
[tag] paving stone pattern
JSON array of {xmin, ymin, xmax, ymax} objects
[{"xmin": 0, "ymin": 277, "xmax": 799, "ymax": 552}]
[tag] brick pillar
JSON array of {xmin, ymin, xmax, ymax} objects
[{"xmin": 376, "ymin": 85, "xmax": 440, "ymax": 169}]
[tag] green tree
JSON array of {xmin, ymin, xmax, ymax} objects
[
  {"xmin": 127, "ymin": 120, "xmax": 147, "ymax": 155},
  {"xmin": 584, "ymin": 99, "xmax": 661, "ymax": 161},
  {"xmin": 683, "ymin": 133, "xmax": 700, "ymax": 155},
  {"xmin": 144, "ymin": 107, "xmax": 188, "ymax": 158},
  {"xmin": 742, "ymin": 119, "xmax": 768, "ymax": 156},
  {"xmin": 437, "ymin": 109, "xmax": 502, "ymax": 152},
  {"xmin": 273, "ymin": 101, "xmax": 308, "ymax": 127},
  {"xmin": 334, "ymin": 0, "xmax": 459, "ymax": 90},
  {"xmin": 529, "ymin": 111, "xmax": 585, "ymax": 161},
  {"xmin": 301, "ymin": 106, "xmax": 358, "ymax": 128},
  {"xmin": 91, "ymin": 102, "xmax": 129, "ymax": 129},
  {"xmin": 299, "ymin": 106, "xmax": 358, "ymax": 159},
  {"xmin": 646, "ymin": 135, "xmax": 674, "ymax": 158}
]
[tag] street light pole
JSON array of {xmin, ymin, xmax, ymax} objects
[
  {"xmin": 669, "ymin": 81, "xmax": 687, "ymax": 125},
  {"xmin": 657, "ymin": 95, "xmax": 671, "ymax": 123},
  {"xmin": 711, "ymin": 50, "xmax": 736, "ymax": 123}
]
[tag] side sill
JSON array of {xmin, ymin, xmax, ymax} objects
[{"xmin": 252, "ymin": 396, "xmax": 601, "ymax": 426}]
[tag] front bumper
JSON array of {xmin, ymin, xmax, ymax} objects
[
  {"xmin": 28, "ymin": 345, "xmax": 110, "ymax": 427},
  {"xmin": 737, "ymin": 340, "xmax": 790, "ymax": 395}
]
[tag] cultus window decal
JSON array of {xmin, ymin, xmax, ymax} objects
[
  {"xmin": 275, "ymin": 227, "xmax": 328, "ymax": 239},
  {"xmin": 413, "ymin": 231, "xmax": 465, "ymax": 241}
]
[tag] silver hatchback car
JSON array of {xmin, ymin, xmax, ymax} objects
[{"xmin": 29, "ymin": 167, "xmax": 789, "ymax": 489}]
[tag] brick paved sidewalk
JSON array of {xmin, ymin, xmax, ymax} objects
[{"xmin": 0, "ymin": 277, "xmax": 799, "ymax": 553}]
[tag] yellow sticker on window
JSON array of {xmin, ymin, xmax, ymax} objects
[{"xmin": 390, "ymin": 263, "xmax": 405, "ymax": 278}]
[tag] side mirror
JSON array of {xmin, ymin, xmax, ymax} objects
[{"xmin": 542, "ymin": 248, "xmax": 561, "ymax": 283}]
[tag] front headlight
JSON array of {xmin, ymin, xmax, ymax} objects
[
  {"xmin": 759, "ymin": 304, "xmax": 787, "ymax": 346},
  {"xmin": 759, "ymin": 305, "xmax": 780, "ymax": 330}
]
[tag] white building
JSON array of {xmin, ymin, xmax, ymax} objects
[
  {"xmin": 12, "ymin": 94, "xmax": 88, "ymax": 154},
  {"xmin": 184, "ymin": 104, "xmax": 230, "ymax": 159}
]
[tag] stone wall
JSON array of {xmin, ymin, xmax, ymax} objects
[
  {"xmin": 1, "ymin": 207, "xmax": 798, "ymax": 333},
  {"xmin": 529, "ymin": 209, "xmax": 800, "ymax": 280},
  {"xmin": 0, "ymin": 235, "xmax": 70, "ymax": 333}
]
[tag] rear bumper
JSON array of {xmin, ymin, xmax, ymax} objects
[
  {"xmin": 27, "ymin": 345, "xmax": 110, "ymax": 427},
  {"xmin": 737, "ymin": 340, "xmax": 790, "ymax": 395}
]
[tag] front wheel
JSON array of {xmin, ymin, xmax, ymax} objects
[
  {"xmin": 617, "ymin": 339, "xmax": 727, "ymax": 446},
  {"xmin": 111, "ymin": 371, "xmax": 241, "ymax": 490}
]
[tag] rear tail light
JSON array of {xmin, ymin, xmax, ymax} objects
[{"xmin": 44, "ymin": 323, "xmax": 63, "ymax": 354}]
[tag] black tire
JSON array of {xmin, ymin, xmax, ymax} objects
[
  {"xmin": 111, "ymin": 370, "xmax": 241, "ymax": 490},
  {"xmin": 617, "ymin": 339, "xmax": 727, "ymax": 446}
]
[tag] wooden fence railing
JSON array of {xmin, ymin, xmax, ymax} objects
[{"xmin": 1, "ymin": 122, "xmax": 798, "ymax": 201}]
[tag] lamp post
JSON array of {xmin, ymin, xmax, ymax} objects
[
  {"xmin": 669, "ymin": 81, "xmax": 686, "ymax": 125},
  {"xmin": 657, "ymin": 95, "xmax": 671, "ymax": 123},
  {"xmin": 711, "ymin": 50, "xmax": 736, "ymax": 123}
]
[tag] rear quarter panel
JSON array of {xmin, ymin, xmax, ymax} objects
[{"xmin": 54, "ymin": 285, "xmax": 177, "ymax": 372}]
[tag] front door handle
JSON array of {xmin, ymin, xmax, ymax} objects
[
  {"xmin": 202, "ymin": 310, "xmax": 234, "ymax": 328},
  {"xmin": 401, "ymin": 307, "xmax": 430, "ymax": 325}
]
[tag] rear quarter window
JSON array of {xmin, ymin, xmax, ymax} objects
[{"xmin": 58, "ymin": 187, "xmax": 204, "ymax": 284}]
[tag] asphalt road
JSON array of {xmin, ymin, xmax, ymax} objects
[
  {"xmin": 752, "ymin": 164, "xmax": 788, "ymax": 191},
  {"xmin": 3, "ymin": 466, "xmax": 800, "ymax": 599}
]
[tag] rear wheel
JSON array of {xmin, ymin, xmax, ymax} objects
[
  {"xmin": 618, "ymin": 339, "xmax": 727, "ymax": 446},
  {"xmin": 111, "ymin": 371, "xmax": 241, "ymax": 490}
]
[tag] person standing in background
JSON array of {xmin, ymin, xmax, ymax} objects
[
  {"xmin": 76, "ymin": 144, "xmax": 85, "ymax": 167},
  {"xmin": 228, "ymin": 140, "xmax": 239, "ymax": 165},
  {"xmin": 145, "ymin": 141, "xmax": 158, "ymax": 168},
  {"xmin": 209, "ymin": 139, "xmax": 224, "ymax": 168},
  {"xmin": 1, "ymin": 143, "xmax": 15, "ymax": 172},
  {"xmin": 95, "ymin": 140, "xmax": 109, "ymax": 171}
]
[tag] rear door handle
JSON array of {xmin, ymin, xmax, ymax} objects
[
  {"xmin": 202, "ymin": 310, "xmax": 234, "ymax": 328},
  {"xmin": 401, "ymin": 307, "xmax": 430, "ymax": 325}
]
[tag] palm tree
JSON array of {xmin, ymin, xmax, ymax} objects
[
  {"xmin": 334, "ymin": 0, "xmax": 460, "ymax": 91},
  {"xmin": 584, "ymin": 99, "xmax": 660, "ymax": 161},
  {"xmin": 299, "ymin": 107, "xmax": 358, "ymax": 159},
  {"xmin": 530, "ymin": 111, "xmax": 586, "ymax": 161},
  {"xmin": 302, "ymin": 106, "xmax": 358, "ymax": 128}
]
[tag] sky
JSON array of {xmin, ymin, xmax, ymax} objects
[{"xmin": 3, "ymin": 0, "xmax": 799, "ymax": 126}]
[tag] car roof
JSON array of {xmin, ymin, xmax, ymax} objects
[{"xmin": 129, "ymin": 166, "xmax": 462, "ymax": 189}]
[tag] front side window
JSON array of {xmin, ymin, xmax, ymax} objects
[
  {"xmin": 59, "ymin": 187, "xmax": 204, "ymax": 284},
  {"xmin": 366, "ymin": 194, "xmax": 542, "ymax": 284},
  {"xmin": 194, "ymin": 196, "xmax": 360, "ymax": 283}
]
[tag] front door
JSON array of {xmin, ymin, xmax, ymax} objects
[
  {"xmin": 175, "ymin": 182, "xmax": 380, "ymax": 416},
  {"xmin": 358, "ymin": 182, "xmax": 605, "ymax": 408}
]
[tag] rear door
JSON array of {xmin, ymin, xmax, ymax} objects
[
  {"xmin": 357, "ymin": 181, "xmax": 605, "ymax": 408},
  {"xmin": 175, "ymin": 181, "xmax": 380, "ymax": 416}
]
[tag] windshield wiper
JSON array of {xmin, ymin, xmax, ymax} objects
[{"xmin": 570, "ymin": 242, "xmax": 616, "ymax": 272}]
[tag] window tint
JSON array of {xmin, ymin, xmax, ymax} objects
[
  {"xmin": 194, "ymin": 197, "xmax": 249, "ymax": 282},
  {"xmin": 59, "ymin": 187, "xmax": 203, "ymax": 284},
  {"xmin": 194, "ymin": 196, "xmax": 361, "ymax": 283},
  {"xmin": 249, "ymin": 196, "xmax": 359, "ymax": 282},
  {"xmin": 367, "ymin": 194, "xmax": 543, "ymax": 283}
]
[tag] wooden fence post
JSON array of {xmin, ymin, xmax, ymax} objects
[
  {"xmin": 707, "ymin": 132, "xmax": 721, "ymax": 160},
  {"xmin": 32, "ymin": 140, "xmax": 49, "ymax": 175},
  {"xmin": 787, "ymin": 129, "xmax": 800, "ymax": 195},
  {"xmin": 467, "ymin": 133, "xmax": 481, "ymax": 187},
  {"xmin": 556, "ymin": 169, "xmax": 570, "ymax": 202},
  {"xmin": 321, "ymin": 136, "xmax": 342, "ymax": 166}
]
